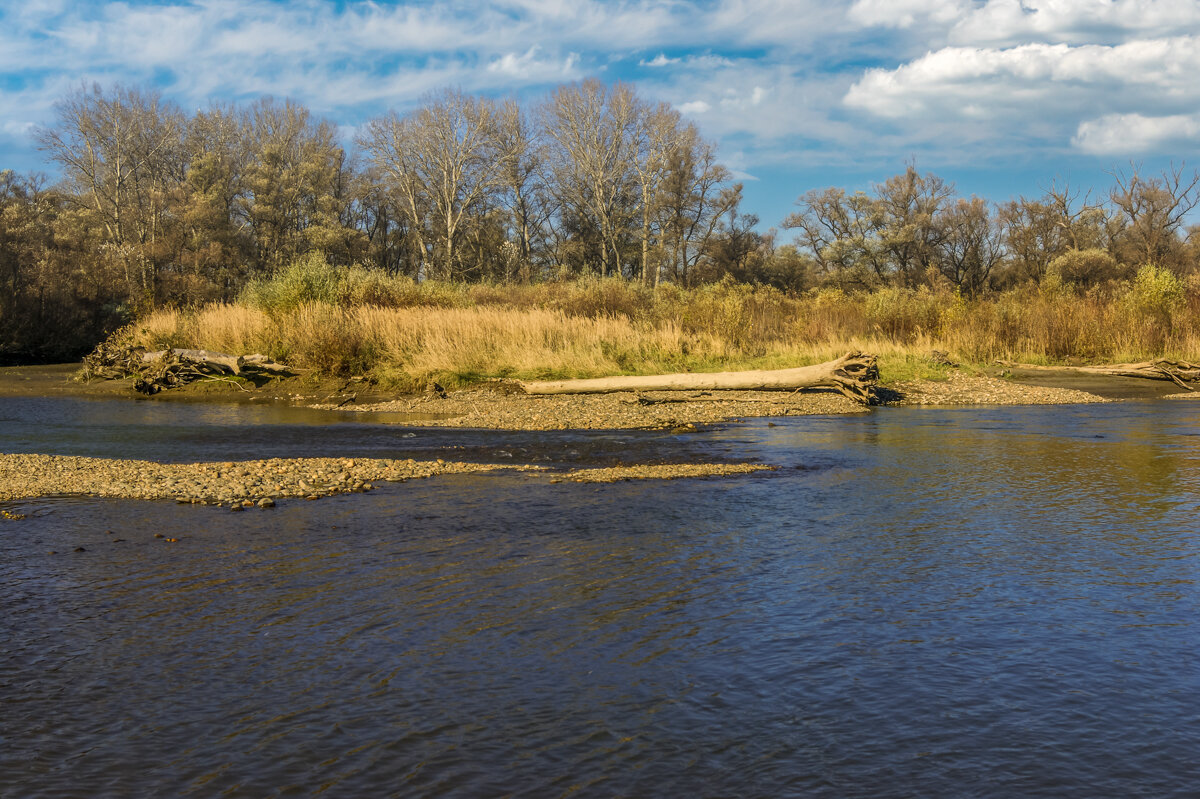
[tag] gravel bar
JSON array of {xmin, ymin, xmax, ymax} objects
[{"xmin": 0, "ymin": 454, "xmax": 540, "ymax": 506}]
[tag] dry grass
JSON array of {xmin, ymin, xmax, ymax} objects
[{"xmin": 116, "ymin": 268, "xmax": 1200, "ymax": 389}]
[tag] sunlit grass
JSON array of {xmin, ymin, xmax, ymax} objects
[{"xmin": 113, "ymin": 267, "xmax": 1200, "ymax": 389}]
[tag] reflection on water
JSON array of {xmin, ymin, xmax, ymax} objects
[{"xmin": 2, "ymin": 399, "xmax": 1200, "ymax": 797}]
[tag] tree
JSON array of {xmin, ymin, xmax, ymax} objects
[
  {"xmin": 655, "ymin": 125, "xmax": 737, "ymax": 287},
  {"xmin": 936, "ymin": 197, "xmax": 1004, "ymax": 296},
  {"xmin": 784, "ymin": 187, "xmax": 888, "ymax": 288},
  {"xmin": 238, "ymin": 97, "xmax": 355, "ymax": 273},
  {"xmin": 492, "ymin": 99, "xmax": 552, "ymax": 281},
  {"xmin": 36, "ymin": 83, "xmax": 186, "ymax": 302},
  {"xmin": 171, "ymin": 104, "xmax": 253, "ymax": 299},
  {"xmin": 360, "ymin": 89, "xmax": 499, "ymax": 280},
  {"xmin": 874, "ymin": 167, "xmax": 952, "ymax": 287},
  {"xmin": 541, "ymin": 79, "xmax": 639, "ymax": 278},
  {"xmin": 1109, "ymin": 164, "xmax": 1200, "ymax": 271}
]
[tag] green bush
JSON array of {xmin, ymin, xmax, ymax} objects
[
  {"xmin": 241, "ymin": 252, "xmax": 341, "ymax": 311},
  {"xmin": 1045, "ymin": 248, "xmax": 1121, "ymax": 289}
]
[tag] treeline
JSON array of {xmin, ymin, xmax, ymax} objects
[
  {"xmin": 2, "ymin": 78, "xmax": 1200, "ymax": 362},
  {"xmin": 1, "ymin": 80, "xmax": 749, "ymax": 359},
  {"xmin": 786, "ymin": 166, "xmax": 1200, "ymax": 297}
]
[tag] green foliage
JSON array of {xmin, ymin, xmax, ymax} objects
[
  {"xmin": 240, "ymin": 252, "xmax": 342, "ymax": 311},
  {"xmin": 1044, "ymin": 248, "xmax": 1121, "ymax": 289},
  {"xmin": 1125, "ymin": 263, "xmax": 1184, "ymax": 318}
]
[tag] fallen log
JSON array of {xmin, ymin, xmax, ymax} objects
[
  {"xmin": 81, "ymin": 344, "xmax": 293, "ymax": 394},
  {"xmin": 998, "ymin": 359, "xmax": 1200, "ymax": 390},
  {"xmin": 521, "ymin": 351, "xmax": 880, "ymax": 405},
  {"xmin": 143, "ymin": 349, "xmax": 244, "ymax": 375}
]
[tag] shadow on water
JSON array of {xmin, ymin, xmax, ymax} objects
[{"xmin": 3, "ymin": 397, "xmax": 1200, "ymax": 796}]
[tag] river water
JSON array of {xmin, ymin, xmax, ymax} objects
[{"xmin": 2, "ymin": 397, "xmax": 1199, "ymax": 797}]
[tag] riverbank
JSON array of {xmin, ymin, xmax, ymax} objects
[
  {"xmin": 0, "ymin": 364, "xmax": 1186, "ymax": 504},
  {"xmin": 0, "ymin": 362, "xmax": 1133, "ymax": 432}
]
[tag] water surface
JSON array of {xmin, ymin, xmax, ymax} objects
[{"xmin": 2, "ymin": 398, "xmax": 1199, "ymax": 797}]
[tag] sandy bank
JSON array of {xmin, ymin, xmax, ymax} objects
[{"xmin": 0, "ymin": 453, "xmax": 779, "ymax": 504}]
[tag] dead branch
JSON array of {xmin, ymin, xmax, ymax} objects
[{"xmin": 81, "ymin": 344, "xmax": 294, "ymax": 394}]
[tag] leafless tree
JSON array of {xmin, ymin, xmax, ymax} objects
[
  {"xmin": 937, "ymin": 197, "xmax": 1004, "ymax": 296},
  {"xmin": 541, "ymin": 79, "xmax": 639, "ymax": 278},
  {"xmin": 1109, "ymin": 163, "xmax": 1200, "ymax": 270},
  {"xmin": 360, "ymin": 89, "xmax": 499, "ymax": 279}
]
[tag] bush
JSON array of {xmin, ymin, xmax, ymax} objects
[
  {"xmin": 240, "ymin": 252, "xmax": 341, "ymax": 311},
  {"xmin": 1045, "ymin": 249, "xmax": 1121, "ymax": 289}
]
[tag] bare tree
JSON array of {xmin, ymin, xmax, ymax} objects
[
  {"xmin": 631, "ymin": 101, "xmax": 679, "ymax": 285},
  {"xmin": 655, "ymin": 126, "xmax": 738, "ymax": 286},
  {"xmin": 937, "ymin": 197, "xmax": 1004, "ymax": 296},
  {"xmin": 360, "ymin": 89, "xmax": 499, "ymax": 280},
  {"xmin": 492, "ymin": 99, "xmax": 552, "ymax": 281},
  {"xmin": 1109, "ymin": 163, "xmax": 1200, "ymax": 270},
  {"xmin": 541, "ymin": 79, "xmax": 639, "ymax": 278}
]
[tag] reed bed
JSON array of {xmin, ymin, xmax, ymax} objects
[{"xmin": 116, "ymin": 265, "xmax": 1200, "ymax": 389}]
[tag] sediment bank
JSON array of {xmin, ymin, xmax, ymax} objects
[
  {"xmin": 0, "ymin": 453, "xmax": 780, "ymax": 504},
  {"xmin": 0, "ymin": 454, "xmax": 536, "ymax": 505}
]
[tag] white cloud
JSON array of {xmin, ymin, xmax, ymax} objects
[
  {"xmin": 845, "ymin": 0, "xmax": 1200, "ymax": 46},
  {"xmin": 641, "ymin": 54, "xmax": 678, "ymax": 67},
  {"xmin": 677, "ymin": 100, "xmax": 711, "ymax": 114},
  {"xmin": 1073, "ymin": 112, "xmax": 1200, "ymax": 154},
  {"xmin": 948, "ymin": 0, "xmax": 1200, "ymax": 46},
  {"xmin": 487, "ymin": 47, "xmax": 579, "ymax": 80},
  {"xmin": 845, "ymin": 37, "xmax": 1200, "ymax": 121},
  {"xmin": 848, "ymin": 0, "xmax": 967, "ymax": 29}
]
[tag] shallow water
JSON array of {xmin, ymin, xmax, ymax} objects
[{"xmin": 2, "ymin": 398, "xmax": 1200, "ymax": 797}]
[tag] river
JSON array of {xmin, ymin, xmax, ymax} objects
[{"xmin": 2, "ymin": 397, "xmax": 1199, "ymax": 797}]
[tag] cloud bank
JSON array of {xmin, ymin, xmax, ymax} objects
[{"xmin": 0, "ymin": 0, "xmax": 1197, "ymax": 207}]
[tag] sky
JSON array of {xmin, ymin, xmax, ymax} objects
[{"xmin": 2, "ymin": 0, "xmax": 1199, "ymax": 230}]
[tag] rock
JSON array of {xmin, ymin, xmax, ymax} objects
[{"xmin": 257, "ymin": 498, "xmax": 275, "ymax": 508}]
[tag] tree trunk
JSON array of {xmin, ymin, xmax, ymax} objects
[
  {"xmin": 999, "ymin": 359, "xmax": 1200, "ymax": 389},
  {"xmin": 521, "ymin": 351, "xmax": 880, "ymax": 405}
]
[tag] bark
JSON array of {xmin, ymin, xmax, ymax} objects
[
  {"xmin": 143, "ymin": 349, "xmax": 243, "ymax": 374},
  {"xmin": 82, "ymin": 344, "xmax": 293, "ymax": 393},
  {"xmin": 521, "ymin": 351, "xmax": 880, "ymax": 405},
  {"xmin": 998, "ymin": 359, "xmax": 1200, "ymax": 389}
]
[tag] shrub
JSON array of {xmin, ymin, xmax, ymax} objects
[
  {"xmin": 1045, "ymin": 248, "xmax": 1121, "ymax": 289},
  {"xmin": 240, "ymin": 252, "xmax": 341, "ymax": 311}
]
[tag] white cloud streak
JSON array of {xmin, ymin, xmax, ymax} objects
[{"xmin": 1, "ymin": 0, "xmax": 1199, "ymax": 179}]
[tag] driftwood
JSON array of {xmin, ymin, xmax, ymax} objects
[
  {"xmin": 998, "ymin": 359, "xmax": 1200, "ymax": 390},
  {"xmin": 81, "ymin": 343, "xmax": 293, "ymax": 394},
  {"xmin": 521, "ymin": 351, "xmax": 880, "ymax": 405}
]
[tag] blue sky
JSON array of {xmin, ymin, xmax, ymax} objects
[{"xmin": 2, "ymin": 0, "xmax": 1199, "ymax": 229}]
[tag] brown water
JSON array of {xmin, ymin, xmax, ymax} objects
[{"xmin": 2, "ymin": 398, "xmax": 1199, "ymax": 797}]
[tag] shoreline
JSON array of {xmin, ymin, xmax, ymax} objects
[
  {"xmin": 0, "ymin": 361, "xmax": 1159, "ymax": 432},
  {"xmin": 0, "ymin": 362, "xmax": 1187, "ymax": 505}
]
